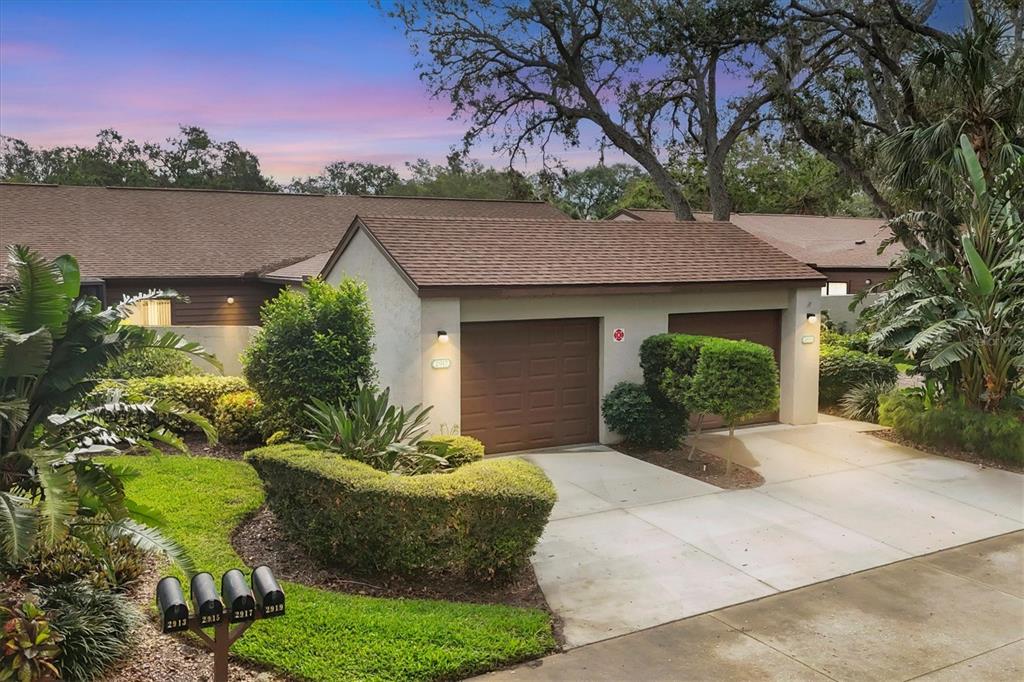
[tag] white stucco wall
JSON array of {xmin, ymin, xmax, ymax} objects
[
  {"xmin": 820, "ymin": 292, "xmax": 878, "ymax": 331},
  {"xmin": 324, "ymin": 229, "xmax": 423, "ymax": 409},
  {"xmin": 425, "ymin": 285, "xmax": 822, "ymax": 442},
  {"xmin": 156, "ymin": 325, "xmax": 259, "ymax": 375}
]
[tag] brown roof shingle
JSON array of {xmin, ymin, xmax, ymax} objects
[
  {"xmin": 0, "ymin": 183, "xmax": 566, "ymax": 281},
  {"xmin": 343, "ymin": 215, "xmax": 824, "ymax": 290},
  {"xmin": 613, "ymin": 209, "xmax": 900, "ymax": 269}
]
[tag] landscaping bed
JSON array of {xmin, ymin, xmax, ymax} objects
[
  {"xmin": 871, "ymin": 429, "xmax": 1024, "ymax": 474},
  {"xmin": 102, "ymin": 453, "xmax": 557, "ymax": 682},
  {"xmin": 611, "ymin": 443, "xmax": 764, "ymax": 489}
]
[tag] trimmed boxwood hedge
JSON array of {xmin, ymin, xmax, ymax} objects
[
  {"xmin": 246, "ymin": 445, "xmax": 556, "ymax": 582},
  {"xmin": 416, "ymin": 435, "xmax": 485, "ymax": 468},
  {"xmin": 819, "ymin": 345, "xmax": 897, "ymax": 406}
]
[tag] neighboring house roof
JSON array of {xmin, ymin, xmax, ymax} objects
[
  {"xmin": 327, "ymin": 215, "xmax": 824, "ymax": 292},
  {"xmin": 0, "ymin": 183, "xmax": 567, "ymax": 282},
  {"xmin": 610, "ymin": 208, "xmax": 900, "ymax": 269}
]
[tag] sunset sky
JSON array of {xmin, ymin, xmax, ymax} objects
[{"xmin": 0, "ymin": 0, "xmax": 969, "ymax": 181}]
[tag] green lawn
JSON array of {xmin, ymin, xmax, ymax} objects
[{"xmin": 106, "ymin": 454, "xmax": 555, "ymax": 681}]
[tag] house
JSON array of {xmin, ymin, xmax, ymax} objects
[
  {"xmin": 608, "ymin": 209, "xmax": 901, "ymax": 327},
  {"xmin": 0, "ymin": 183, "xmax": 565, "ymax": 370},
  {"xmin": 318, "ymin": 215, "xmax": 825, "ymax": 453}
]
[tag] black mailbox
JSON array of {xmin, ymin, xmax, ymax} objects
[
  {"xmin": 251, "ymin": 565, "xmax": 285, "ymax": 618},
  {"xmin": 221, "ymin": 568, "xmax": 256, "ymax": 622},
  {"xmin": 156, "ymin": 576, "xmax": 189, "ymax": 633},
  {"xmin": 190, "ymin": 572, "xmax": 224, "ymax": 627}
]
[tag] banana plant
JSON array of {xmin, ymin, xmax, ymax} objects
[{"xmin": 0, "ymin": 245, "xmax": 219, "ymax": 572}]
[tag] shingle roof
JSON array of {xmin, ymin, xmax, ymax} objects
[
  {"xmin": 612, "ymin": 209, "xmax": 900, "ymax": 269},
  {"xmin": 340, "ymin": 215, "xmax": 824, "ymax": 290},
  {"xmin": 0, "ymin": 183, "xmax": 566, "ymax": 281}
]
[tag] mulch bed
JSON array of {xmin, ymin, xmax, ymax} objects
[
  {"xmin": 232, "ymin": 506, "xmax": 564, "ymax": 644},
  {"xmin": 180, "ymin": 434, "xmax": 253, "ymax": 460},
  {"xmin": 871, "ymin": 429, "xmax": 1024, "ymax": 474},
  {"xmin": 611, "ymin": 442, "xmax": 764, "ymax": 489}
]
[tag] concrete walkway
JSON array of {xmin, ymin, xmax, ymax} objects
[
  {"xmin": 480, "ymin": 531, "xmax": 1024, "ymax": 681},
  {"xmin": 516, "ymin": 418, "xmax": 1024, "ymax": 648}
]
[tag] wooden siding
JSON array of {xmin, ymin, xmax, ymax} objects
[
  {"xmin": 103, "ymin": 278, "xmax": 284, "ymax": 326},
  {"xmin": 818, "ymin": 268, "xmax": 893, "ymax": 294}
]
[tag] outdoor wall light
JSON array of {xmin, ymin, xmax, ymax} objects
[
  {"xmin": 865, "ymin": 279, "xmax": 873, "ymax": 285},
  {"xmin": 806, "ymin": 313, "xmax": 819, "ymax": 324},
  {"xmin": 226, "ymin": 296, "xmax": 235, "ymax": 304},
  {"xmin": 437, "ymin": 330, "xmax": 449, "ymax": 343}
]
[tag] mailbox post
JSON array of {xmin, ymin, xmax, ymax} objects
[{"xmin": 155, "ymin": 567, "xmax": 285, "ymax": 682}]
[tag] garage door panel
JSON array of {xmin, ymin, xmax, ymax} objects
[
  {"xmin": 461, "ymin": 318, "xmax": 599, "ymax": 453},
  {"xmin": 668, "ymin": 310, "xmax": 781, "ymax": 427}
]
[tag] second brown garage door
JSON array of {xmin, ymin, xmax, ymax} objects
[
  {"xmin": 668, "ymin": 310, "xmax": 781, "ymax": 427},
  {"xmin": 461, "ymin": 318, "xmax": 599, "ymax": 454}
]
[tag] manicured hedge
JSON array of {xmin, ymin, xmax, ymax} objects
[
  {"xmin": 246, "ymin": 445, "xmax": 556, "ymax": 582},
  {"xmin": 416, "ymin": 435, "xmax": 485, "ymax": 468},
  {"xmin": 92, "ymin": 375, "xmax": 248, "ymax": 433},
  {"xmin": 687, "ymin": 337, "xmax": 779, "ymax": 434},
  {"xmin": 601, "ymin": 382, "xmax": 686, "ymax": 449},
  {"xmin": 819, "ymin": 345, "xmax": 897, "ymax": 405},
  {"xmin": 879, "ymin": 391, "xmax": 1024, "ymax": 464},
  {"xmin": 213, "ymin": 391, "xmax": 265, "ymax": 444}
]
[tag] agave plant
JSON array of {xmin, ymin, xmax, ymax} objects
[
  {"xmin": 0, "ymin": 245, "xmax": 220, "ymax": 572},
  {"xmin": 304, "ymin": 384, "xmax": 436, "ymax": 473},
  {"xmin": 865, "ymin": 136, "xmax": 1023, "ymax": 410}
]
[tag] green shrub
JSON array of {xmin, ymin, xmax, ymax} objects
[
  {"xmin": 839, "ymin": 379, "xmax": 897, "ymax": 423},
  {"xmin": 94, "ymin": 375, "xmax": 247, "ymax": 420},
  {"xmin": 601, "ymin": 382, "xmax": 686, "ymax": 449},
  {"xmin": 639, "ymin": 333, "xmax": 704, "ymax": 411},
  {"xmin": 39, "ymin": 582, "xmax": 138, "ymax": 682},
  {"xmin": 17, "ymin": 534, "xmax": 147, "ymax": 592},
  {"xmin": 243, "ymin": 278, "xmax": 376, "ymax": 431},
  {"xmin": 821, "ymin": 326, "xmax": 872, "ymax": 353},
  {"xmin": 214, "ymin": 391, "xmax": 264, "ymax": 444},
  {"xmin": 417, "ymin": 435, "xmax": 485, "ymax": 467},
  {"xmin": 687, "ymin": 337, "xmax": 779, "ymax": 436},
  {"xmin": 819, "ymin": 345, "xmax": 897, "ymax": 405},
  {"xmin": 246, "ymin": 445, "xmax": 556, "ymax": 582},
  {"xmin": 879, "ymin": 391, "xmax": 1024, "ymax": 463},
  {"xmin": 94, "ymin": 347, "xmax": 200, "ymax": 379}
]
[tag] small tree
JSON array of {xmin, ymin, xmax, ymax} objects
[
  {"xmin": 243, "ymin": 278, "xmax": 376, "ymax": 432},
  {"xmin": 686, "ymin": 339, "xmax": 779, "ymax": 474}
]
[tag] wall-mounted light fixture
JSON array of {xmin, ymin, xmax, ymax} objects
[
  {"xmin": 437, "ymin": 330, "xmax": 449, "ymax": 343},
  {"xmin": 864, "ymin": 279, "xmax": 872, "ymax": 285},
  {"xmin": 806, "ymin": 313, "xmax": 819, "ymax": 324},
  {"xmin": 226, "ymin": 296, "xmax": 235, "ymax": 304}
]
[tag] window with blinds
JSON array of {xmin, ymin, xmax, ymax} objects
[{"xmin": 123, "ymin": 299, "xmax": 172, "ymax": 326}]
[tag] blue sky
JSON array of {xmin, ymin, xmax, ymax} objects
[{"xmin": 0, "ymin": 0, "xmax": 969, "ymax": 181}]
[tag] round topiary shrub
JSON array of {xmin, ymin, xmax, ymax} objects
[
  {"xmin": 687, "ymin": 337, "xmax": 779, "ymax": 437},
  {"xmin": 819, "ymin": 345, "xmax": 897, "ymax": 405},
  {"xmin": 213, "ymin": 390, "xmax": 264, "ymax": 444},
  {"xmin": 243, "ymin": 279, "xmax": 376, "ymax": 431},
  {"xmin": 38, "ymin": 581, "xmax": 138, "ymax": 682},
  {"xmin": 416, "ymin": 435, "xmax": 485, "ymax": 468},
  {"xmin": 246, "ymin": 445, "xmax": 556, "ymax": 582},
  {"xmin": 601, "ymin": 382, "xmax": 686, "ymax": 450}
]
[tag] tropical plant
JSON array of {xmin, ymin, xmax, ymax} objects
[
  {"xmin": 839, "ymin": 379, "xmax": 898, "ymax": 424},
  {"xmin": 0, "ymin": 245, "xmax": 213, "ymax": 571},
  {"xmin": 1, "ymin": 597, "xmax": 62, "ymax": 682},
  {"xmin": 865, "ymin": 137, "xmax": 1023, "ymax": 410},
  {"xmin": 304, "ymin": 384, "xmax": 436, "ymax": 473}
]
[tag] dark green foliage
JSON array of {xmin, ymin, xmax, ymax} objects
[
  {"xmin": 601, "ymin": 382, "xmax": 686, "ymax": 450},
  {"xmin": 879, "ymin": 391, "xmax": 1024, "ymax": 464},
  {"xmin": 213, "ymin": 391, "xmax": 264, "ymax": 444},
  {"xmin": 821, "ymin": 327, "xmax": 872, "ymax": 354},
  {"xmin": 246, "ymin": 445, "xmax": 556, "ymax": 582},
  {"xmin": 94, "ymin": 347, "xmax": 200, "ymax": 379},
  {"xmin": 686, "ymin": 338, "xmax": 779, "ymax": 434},
  {"xmin": 819, "ymin": 345, "xmax": 898, "ymax": 405},
  {"xmin": 839, "ymin": 379, "xmax": 897, "ymax": 424},
  {"xmin": 417, "ymin": 435, "xmax": 486, "ymax": 468},
  {"xmin": 38, "ymin": 582, "xmax": 138, "ymax": 682},
  {"xmin": 17, "ymin": 534, "xmax": 147, "ymax": 591},
  {"xmin": 639, "ymin": 333, "xmax": 704, "ymax": 411},
  {"xmin": 243, "ymin": 279, "xmax": 376, "ymax": 431}
]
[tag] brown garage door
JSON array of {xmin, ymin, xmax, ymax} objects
[
  {"xmin": 668, "ymin": 310, "xmax": 781, "ymax": 427},
  {"xmin": 461, "ymin": 318, "xmax": 599, "ymax": 454}
]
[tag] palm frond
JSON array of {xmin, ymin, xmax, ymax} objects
[
  {"xmin": 107, "ymin": 518, "xmax": 196, "ymax": 577},
  {"xmin": 0, "ymin": 245, "xmax": 69, "ymax": 335},
  {"xmin": 0, "ymin": 490, "xmax": 37, "ymax": 563}
]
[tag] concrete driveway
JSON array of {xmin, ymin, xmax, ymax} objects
[{"xmin": 517, "ymin": 417, "xmax": 1024, "ymax": 648}]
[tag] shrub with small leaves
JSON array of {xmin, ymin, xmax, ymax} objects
[
  {"xmin": 39, "ymin": 581, "xmax": 138, "ymax": 682},
  {"xmin": 601, "ymin": 382, "xmax": 686, "ymax": 450},
  {"xmin": 820, "ymin": 345, "xmax": 897, "ymax": 405},
  {"xmin": 91, "ymin": 375, "xmax": 248, "ymax": 434},
  {"xmin": 94, "ymin": 347, "xmax": 201, "ymax": 379},
  {"xmin": 417, "ymin": 435, "xmax": 485, "ymax": 468},
  {"xmin": 214, "ymin": 391, "xmax": 265, "ymax": 444},
  {"xmin": 1, "ymin": 596, "xmax": 63, "ymax": 682}
]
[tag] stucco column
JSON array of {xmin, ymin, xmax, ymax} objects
[
  {"xmin": 598, "ymin": 310, "xmax": 670, "ymax": 443},
  {"xmin": 779, "ymin": 287, "xmax": 821, "ymax": 425},
  {"xmin": 420, "ymin": 298, "xmax": 461, "ymax": 435}
]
